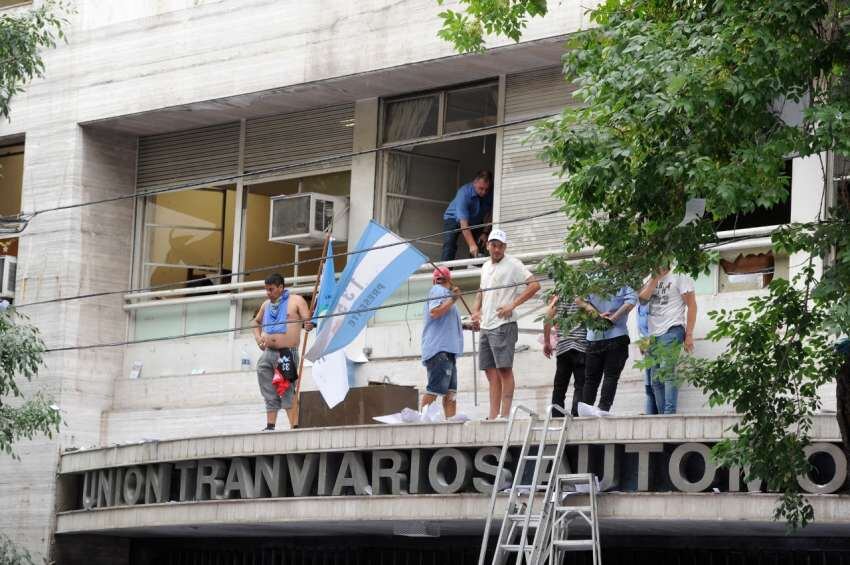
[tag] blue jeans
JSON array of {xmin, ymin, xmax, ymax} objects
[
  {"xmin": 441, "ymin": 218, "xmax": 485, "ymax": 261},
  {"xmin": 644, "ymin": 368, "xmax": 658, "ymax": 415},
  {"xmin": 649, "ymin": 325, "xmax": 685, "ymax": 414},
  {"xmin": 424, "ymin": 352, "xmax": 458, "ymax": 396},
  {"xmin": 441, "ymin": 218, "xmax": 461, "ymax": 261}
]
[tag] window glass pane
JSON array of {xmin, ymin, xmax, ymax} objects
[
  {"xmin": 145, "ymin": 228, "xmax": 223, "ymax": 267},
  {"xmin": 444, "ymin": 84, "xmax": 497, "ymax": 134},
  {"xmin": 142, "ymin": 187, "xmax": 234, "ymax": 288},
  {"xmin": 244, "ymin": 179, "xmax": 298, "ymax": 285},
  {"xmin": 243, "ymin": 172, "xmax": 350, "ymax": 284},
  {"xmin": 301, "ymin": 170, "xmax": 350, "ymax": 196},
  {"xmin": 146, "ymin": 189, "xmax": 226, "ymax": 229},
  {"xmin": 134, "ymin": 303, "xmax": 184, "ymax": 341},
  {"xmin": 240, "ymin": 172, "xmax": 351, "ymax": 328},
  {"xmin": 0, "ymin": 145, "xmax": 24, "ymax": 218},
  {"xmin": 382, "ymin": 95, "xmax": 439, "ymax": 143},
  {"xmin": 0, "ymin": 238, "xmax": 18, "ymax": 257}
]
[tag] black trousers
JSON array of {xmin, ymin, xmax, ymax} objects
[
  {"xmin": 582, "ymin": 335, "xmax": 630, "ymax": 412},
  {"xmin": 552, "ymin": 349, "xmax": 585, "ymax": 417}
]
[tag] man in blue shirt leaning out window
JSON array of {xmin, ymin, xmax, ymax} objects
[
  {"xmin": 441, "ymin": 170, "xmax": 494, "ymax": 261},
  {"xmin": 420, "ymin": 267, "xmax": 464, "ymax": 417}
]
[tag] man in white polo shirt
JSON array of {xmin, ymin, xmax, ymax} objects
[
  {"xmin": 471, "ymin": 229, "xmax": 541, "ymax": 420},
  {"xmin": 638, "ymin": 266, "xmax": 697, "ymax": 414}
]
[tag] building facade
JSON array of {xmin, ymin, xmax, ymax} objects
[{"xmin": 0, "ymin": 1, "xmax": 846, "ymax": 563}]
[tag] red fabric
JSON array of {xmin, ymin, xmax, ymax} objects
[{"xmin": 272, "ymin": 368, "xmax": 291, "ymax": 396}]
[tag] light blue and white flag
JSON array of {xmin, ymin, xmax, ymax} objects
[
  {"xmin": 313, "ymin": 239, "xmax": 337, "ymax": 328},
  {"xmin": 306, "ymin": 221, "xmax": 427, "ymax": 362},
  {"xmin": 309, "ymin": 240, "xmax": 350, "ymax": 408}
]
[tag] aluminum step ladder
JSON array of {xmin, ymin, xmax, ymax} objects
[
  {"xmin": 477, "ymin": 404, "xmax": 571, "ymax": 565},
  {"xmin": 549, "ymin": 473, "xmax": 601, "ymax": 565}
]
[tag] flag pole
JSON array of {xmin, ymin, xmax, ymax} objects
[
  {"xmin": 287, "ymin": 231, "xmax": 331, "ymax": 429},
  {"xmin": 427, "ymin": 259, "xmax": 474, "ymax": 312}
]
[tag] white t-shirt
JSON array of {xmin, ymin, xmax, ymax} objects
[
  {"xmin": 646, "ymin": 273, "xmax": 695, "ymax": 337},
  {"xmin": 480, "ymin": 255, "xmax": 533, "ymax": 330}
]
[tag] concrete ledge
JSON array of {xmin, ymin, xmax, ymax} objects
[
  {"xmin": 54, "ymin": 492, "xmax": 850, "ymax": 537},
  {"xmin": 59, "ymin": 415, "xmax": 842, "ymax": 474}
]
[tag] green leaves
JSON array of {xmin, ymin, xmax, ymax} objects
[
  {"xmin": 687, "ymin": 270, "xmax": 842, "ymax": 529},
  {"xmin": 0, "ymin": 0, "xmax": 70, "ymax": 120},
  {"xmin": 436, "ymin": 0, "xmax": 548, "ymax": 53},
  {"xmin": 0, "ymin": 309, "xmax": 61, "ymax": 459},
  {"xmin": 438, "ymin": 0, "xmax": 850, "ymax": 529},
  {"xmin": 0, "ymin": 533, "xmax": 36, "ymax": 565}
]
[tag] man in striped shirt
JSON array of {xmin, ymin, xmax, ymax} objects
[{"xmin": 543, "ymin": 295, "xmax": 589, "ymax": 417}]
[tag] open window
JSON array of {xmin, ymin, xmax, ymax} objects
[
  {"xmin": 714, "ymin": 159, "xmax": 794, "ymax": 292},
  {"xmin": 380, "ymin": 81, "xmax": 499, "ymax": 262},
  {"xmin": 0, "ymin": 143, "xmax": 23, "ymax": 302},
  {"xmin": 715, "ymin": 159, "xmax": 793, "ymax": 231},
  {"xmin": 381, "ymin": 136, "xmax": 496, "ymax": 261}
]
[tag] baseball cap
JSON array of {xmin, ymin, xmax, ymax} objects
[
  {"xmin": 432, "ymin": 266, "xmax": 452, "ymax": 283},
  {"xmin": 488, "ymin": 228, "xmax": 507, "ymax": 244}
]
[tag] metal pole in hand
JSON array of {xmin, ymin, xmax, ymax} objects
[
  {"xmin": 288, "ymin": 232, "xmax": 331, "ymax": 429},
  {"xmin": 427, "ymin": 259, "xmax": 474, "ymax": 311},
  {"xmin": 472, "ymin": 328, "xmax": 478, "ymax": 406}
]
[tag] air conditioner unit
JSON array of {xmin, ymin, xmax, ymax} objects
[
  {"xmin": 269, "ymin": 192, "xmax": 349, "ymax": 247},
  {"xmin": 0, "ymin": 255, "xmax": 16, "ymax": 300}
]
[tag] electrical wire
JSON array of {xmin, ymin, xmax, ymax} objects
[
  {"xmin": 13, "ymin": 212, "xmax": 776, "ymax": 310},
  {"xmin": 10, "ymin": 113, "xmax": 558, "ymax": 223},
  {"xmin": 43, "ymin": 276, "xmax": 551, "ymax": 353},
  {"xmin": 25, "ymin": 228, "xmax": 785, "ymax": 351},
  {"xmin": 5, "ymin": 102, "xmax": 787, "ymax": 309},
  {"xmin": 14, "ymin": 209, "xmax": 563, "ymax": 308}
]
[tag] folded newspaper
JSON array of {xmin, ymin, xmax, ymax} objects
[{"xmin": 374, "ymin": 403, "xmax": 470, "ymax": 424}]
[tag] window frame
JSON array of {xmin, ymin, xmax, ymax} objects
[
  {"xmin": 0, "ymin": 143, "xmax": 25, "ymax": 258},
  {"xmin": 379, "ymin": 79, "xmax": 499, "ymax": 147},
  {"xmin": 376, "ymin": 80, "xmax": 501, "ymax": 234},
  {"xmin": 138, "ymin": 184, "xmax": 234, "ymax": 291},
  {"xmin": 442, "ymin": 82, "xmax": 500, "ymax": 135},
  {"xmin": 0, "ymin": 0, "xmax": 33, "ymax": 9}
]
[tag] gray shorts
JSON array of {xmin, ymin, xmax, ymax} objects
[
  {"xmin": 479, "ymin": 322, "xmax": 518, "ymax": 370},
  {"xmin": 257, "ymin": 348, "xmax": 298, "ymax": 412}
]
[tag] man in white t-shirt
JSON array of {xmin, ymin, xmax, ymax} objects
[
  {"xmin": 471, "ymin": 229, "xmax": 541, "ymax": 420},
  {"xmin": 638, "ymin": 267, "xmax": 697, "ymax": 414}
]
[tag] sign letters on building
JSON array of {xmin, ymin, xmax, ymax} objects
[{"xmin": 72, "ymin": 441, "xmax": 848, "ymax": 511}]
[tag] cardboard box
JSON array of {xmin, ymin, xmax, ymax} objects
[{"xmin": 298, "ymin": 383, "xmax": 418, "ymax": 428}]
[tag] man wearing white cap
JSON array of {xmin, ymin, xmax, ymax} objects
[{"xmin": 472, "ymin": 228, "xmax": 541, "ymax": 419}]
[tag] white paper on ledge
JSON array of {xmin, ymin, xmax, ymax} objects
[
  {"xmin": 373, "ymin": 413, "xmax": 405, "ymax": 425},
  {"xmin": 373, "ymin": 405, "xmax": 470, "ymax": 425}
]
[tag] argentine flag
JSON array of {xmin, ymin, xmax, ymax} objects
[
  {"xmin": 314, "ymin": 239, "xmax": 337, "ymax": 328},
  {"xmin": 309, "ymin": 239, "xmax": 350, "ymax": 408},
  {"xmin": 306, "ymin": 221, "xmax": 427, "ymax": 362}
]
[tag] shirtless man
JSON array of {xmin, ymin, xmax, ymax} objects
[{"xmin": 251, "ymin": 273, "xmax": 313, "ymax": 431}]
